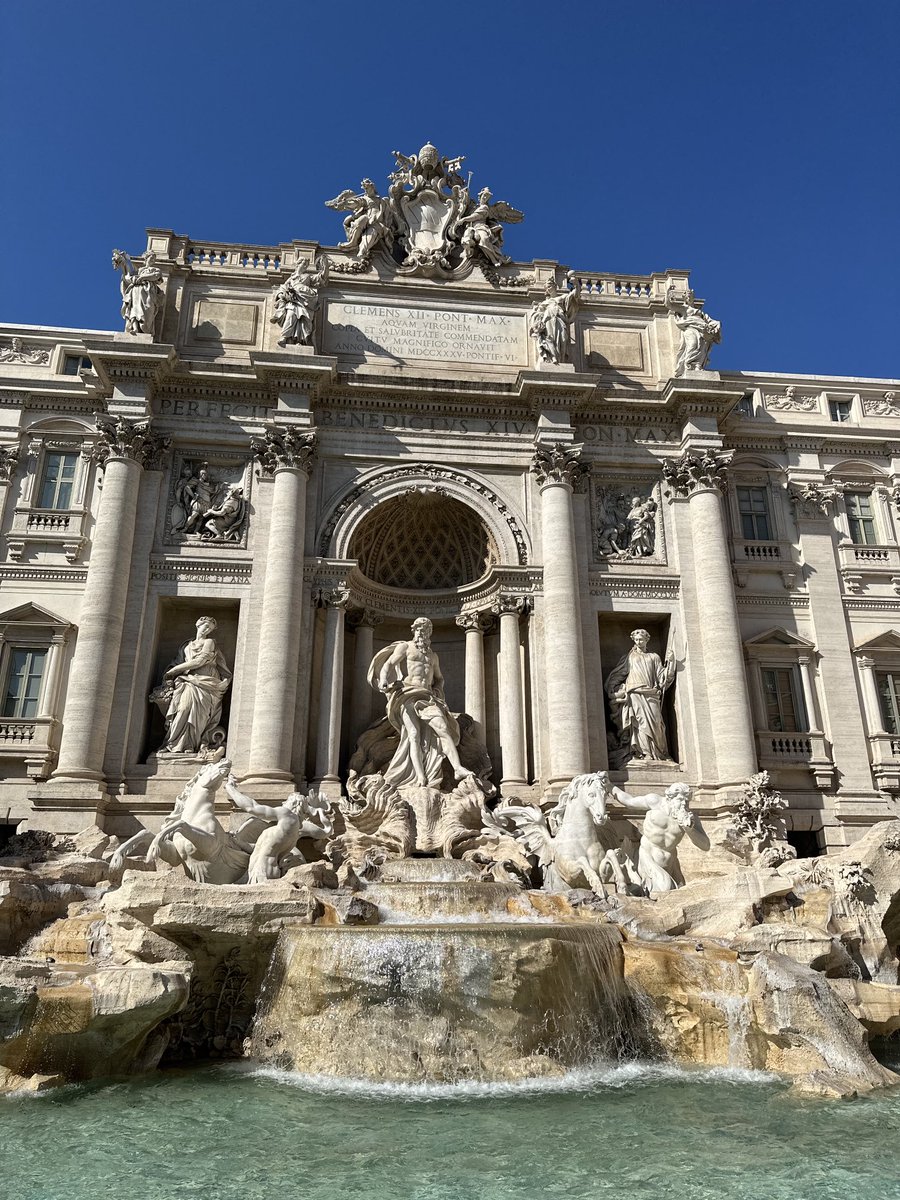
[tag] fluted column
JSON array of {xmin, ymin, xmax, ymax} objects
[
  {"xmin": 315, "ymin": 586, "xmax": 350, "ymax": 785},
  {"xmin": 349, "ymin": 608, "xmax": 383, "ymax": 745},
  {"xmin": 455, "ymin": 610, "xmax": 493, "ymax": 728},
  {"xmin": 532, "ymin": 442, "xmax": 590, "ymax": 784},
  {"xmin": 53, "ymin": 416, "xmax": 167, "ymax": 783},
  {"xmin": 492, "ymin": 595, "xmax": 530, "ymax": 788},
  {"xmin": 662, "ymin": 449, "xmax": 756, "ymax": 782},
  {"xmin": 245, "ymin": 425, "xmax": 316, "ymax": 783}
]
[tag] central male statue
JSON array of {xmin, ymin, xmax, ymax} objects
[{"xmin": 369, "ymin": 617, "xmax": 473, "ymax": 789}]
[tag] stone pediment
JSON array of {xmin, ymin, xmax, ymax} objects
[
  {"xmin": 854, "ymin": 629, "xmax": 900, "ymax": 652},
  {"xmin": 0, "ymin": 601, "xmax": 72, "ymax": 633},
  {"xmin": 744, "ymin": 627, "xmax": 816, "ymax": 650}
]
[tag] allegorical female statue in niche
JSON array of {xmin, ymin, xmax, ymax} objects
[
  {"xmin": 150, "ymin": 616, "xmax": 232, "ymax": 755},
  {"xmin": 605, "ymin": 628, "xmax": 677, "ymax": 764}
]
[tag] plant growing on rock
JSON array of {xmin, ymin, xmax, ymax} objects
[{"xmin": 727, "ymin": 772, "xmax": 794, "ymax": 861}]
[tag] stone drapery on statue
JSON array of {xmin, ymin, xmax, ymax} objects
[
  {"xmin": 605, "ymin": 628, "xmax": 676, "ymax": 764},
  {"xmin": 368, "ymin": 618, "xmax": 473, "ymax": 789},
  {"xmin": 149, "ymin": 617, "xmax": 232, "ymax": 755}
]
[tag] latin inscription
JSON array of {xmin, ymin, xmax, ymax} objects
[
  {"xmin": 158, "ymin": 398, "xmax": 269, "ymax": 420},
  {"xmin": 317, "ymin": 410, "xmax": 534, "ymax": 436},
  {"xmin": 325, "ymin": 302, "xmax": 528, "ymax": 366}
]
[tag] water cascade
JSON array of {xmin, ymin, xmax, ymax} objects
[{"xmin": 250, "ymin": 871, "xmax": 645, "ymax": 1083}]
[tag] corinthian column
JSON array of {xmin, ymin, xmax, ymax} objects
[
  {"xmin": 314, "ymin": 586, "xmax": 350, "ymax": 787},
  {"xmin": 348, "ymin": 608, "xmax": 383, "ymax": 748},
  {"xmin": 531, "ymin": 442, "xmax": 590, "ymax": 784},
  {"xmin": 662, "ymin": 449, "xmax": 756, "ymax": 782},
  {"xmin": 455, "ymin": 610, "xmax": 493, "ymax": 728},
  {"xmin": 244, "ymin": 425, "xmax": 316, "ymax": 784},
  {"xmin": 53, "ymin": 416, "xmax": 167, "ymax": 784},
  {"xmin": 491, "ymin": 595, "xmax": 530, "ymax": 788}
]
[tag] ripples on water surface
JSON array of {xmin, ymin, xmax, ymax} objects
[{"xmin": 2, "ymin": 1061, "xmax": 899, "ymax": 1200}]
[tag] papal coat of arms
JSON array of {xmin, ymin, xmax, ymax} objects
[{"xmin": 325, "ymin": 143, "xmax": 524, "ymax": 280}]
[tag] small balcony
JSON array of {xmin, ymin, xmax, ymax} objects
[
  {"xmin": 867, "ymin": 732, "xmax": 900, "ymax": 792},
  {"xmin": 0, "ymin": 716, "xmax": 58, "ymax": 779},
  {"xmin": 755, "ymin": 729, "xmax": 834, "ymax": 788},
  {"xmin": 732, "ymin": 539, "xmax": 798, "ymax": 589},
  {"xmin": 7, "ymin": 504, "xmax": 88, "ymax": 563}
]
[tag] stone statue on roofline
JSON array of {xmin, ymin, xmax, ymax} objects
[
  {"xmin": 271, "ymin": 254, "xmax": 329, "ymax": 347},
  {"xmin": 112, "ymin": 248, "xmax": 163, "ymax": 337},
  {"xmin": 529, "ymin": 272, "xmax": 580, "ymax": 364},
  {"xmin": 666, "ymin": 283, "xmax": 721, "ymax": 375}
]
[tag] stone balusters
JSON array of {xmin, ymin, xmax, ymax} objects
[
  {"xmin": 491, "ymin": 595, "xmax": 531, "ymax": 789},
  {"xmin": 52, "ymin": 415, "xmax": 168, "ymax": 785},
  {"xmin": 348, "ymin": 608, "xmax": 384, "ymax": 747},
  {"xmin": 455, "ymin": 610, "xmax": 493, "ymax": 728},
  {"xmin": 314, "ymin": 586, "xmax": 351, "ymax": 788},
  {"xmin": 531, "ymin": 442, "xmax": 590, "ymax": 785},
  {"xmin": 661, "ymin": 449, "xmax": 756, "ymax": 782},
  {"xmin": 244, "ymin": 425, "xmax": 317, "ymax": 784}
]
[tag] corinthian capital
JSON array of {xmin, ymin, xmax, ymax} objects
[
  {"xmin": 251, "ymin": 424, "xmax": 317, "ymax": 476},
  {"xmin": 95, "ymin": 414, "xmax": 169, "ymax": 469},
  {"xmin": 530, "ymin": 442, "xmax": 586, "ymax": 490},
  {"xmin": 314, "ymin": 584, "xmax": 350, "ymax": 609},
  {"xmin": 490, "ymin": 594, "xmax": 532, "ymax": 618},
  {"xmin": 455, "ymin": 609, "xmax": 494, "ymax": 633},
  {"xmin": 661, "ymin": 449, "xmax": 732, "ymax": 498}
]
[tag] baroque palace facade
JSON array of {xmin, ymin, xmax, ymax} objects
[{"xmin": 0, "ymin": 143, "xmax": 898, "ymax": 852}]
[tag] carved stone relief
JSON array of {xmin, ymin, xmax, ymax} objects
[
  {"xmin": 593, "ymin": 480, "xmax": 663, "ymax": 563},
  {"xmin": 167, "ymin": 456, "xmax": 251, "ymax": 547},
  {"xmin": 0, "ymin": 339, "xmax": 49, "ymax": 366},
  {"xmin": 764, "ymin": 385, "xmax": 820, "ymax": 413}
]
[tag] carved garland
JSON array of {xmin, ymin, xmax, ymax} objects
[{"xmin": 316, "ymin": 464, "xmax": 529, "ymax": 565}]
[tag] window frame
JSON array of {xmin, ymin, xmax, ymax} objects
[
  {"xmin": 736, "ymin": 485, "xmax": 774, "ymax": 542},
  {"xmin": 843, "ymin": 489, "xmax": 881, "ymax": 547},
  {"xmin": 2, "ymin": 646, "xmax": 48, "ymax": 719}
]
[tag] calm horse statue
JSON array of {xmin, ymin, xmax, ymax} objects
[
  {"xmin": 146, "ymin": 757, "xmax": 249, "ymax": 884},
  {"xmin": 504, "ymin": 771, "xmax": 616, "ymax": 898}
]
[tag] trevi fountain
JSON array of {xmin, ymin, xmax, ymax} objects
[{"xmin": 0, "ymin": 144, "xmax": 899, "ymax": 1198}]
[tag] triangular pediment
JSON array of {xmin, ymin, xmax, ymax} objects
[
  {"xmin": 744, "ymin": 626, "xmax": 815, "ymax": 650},
  {"xmin": 0, "ymin": 602, "xmax": 70, "ymax": 629},
  {"xmin": 854, "ymin": 629, "xmax": 900, "ymax": 652}
]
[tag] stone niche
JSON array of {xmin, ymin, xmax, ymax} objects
[
  {"xmin": 598, "ymin": 614, "xmax": 679, "ymax": 769},
  {"xmin": 142, "ymin": 597, "xmax": 240, "ymax": 762}
]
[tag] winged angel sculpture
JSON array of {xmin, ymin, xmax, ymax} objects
[{"xmin": 325, "ymin": 143, "xmax": 523, "ymax": 279}]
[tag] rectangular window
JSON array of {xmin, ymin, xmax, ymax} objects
[
  {"xmin": 877, "ymin": 672, "xmax": 900, "ymax": 735},
  {"xmin": 737, "ymin": 486, "xmax": 772, "ymax": 540},
  {"xmin": 37, "ymin": 452, "xmax": 78, "ymax": 510},
  {"xmin": 2, "ymin": 648, "xmax": 47, "ymax": 719},
  {"xmin": 829, "ymin": 399, "xmax": 853, "ymax": 423},
  {"xmin": 846, "ymin": 492, "xmax": 877, "ymax": 545},
  {"xmin": 762, "ymin": 666, "xmax": 807, "ymax": 732},
  {"xmin": 63, "ymin": 355, "xmax": 92, "ymax": 376}
]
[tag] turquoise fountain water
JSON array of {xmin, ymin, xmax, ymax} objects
[{"xmin": 2, "ymin": 1060, "xmax": 899, "ymax": 1200}]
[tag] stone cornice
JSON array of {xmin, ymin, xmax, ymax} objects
[
  {"xmin": 81, "ymin": 339, "xmax": 177, "ymax": 391},
  {"xmin": 516, "ymin": 368, "xmax": 598, "ymax": 411},
  {"xmin": 661, "ymin": 375, "xmax": 747, "ymax": 422},
  {"xmin": 249, "ymin": 350, "xmax": 338, "ymax": 397}
]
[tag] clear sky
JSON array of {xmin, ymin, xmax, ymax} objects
[{"xmin": 2, "ymin": 0, "xmax": 897, "ymax": 379}]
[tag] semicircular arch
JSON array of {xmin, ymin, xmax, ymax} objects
[{"xmin": 317, "ymin": 463, "xmax": 531, "ymax": 567}]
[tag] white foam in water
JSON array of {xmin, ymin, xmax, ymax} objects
[{"xmin": 237, "ymin": 1060, "xmax": 782, "ymax": 1101}]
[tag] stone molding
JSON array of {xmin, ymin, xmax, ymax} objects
[
  {"xmin": 530, "ymin": 442, "xmax": 586, "ymax": 490},
  {"xmin": 250, "ymin": 425, "xmax": 317, "ymax": 477},
  {"xmin": 588, "ymin": 574, "xmax": 680, "ymax": 600},
  {"xmin": 788, "ymin": 482, "xmax": 840, "ymax": 520},
  {"xmin": 149, "ymin": 559, "xmax": 253, "ymax": 586},
  {"xmin": 661, "ymin": 449, "xmax": 732, "ymax": 498},
  {"xmin": 95, "ymin": 414, "xmax": 169, "ymax": 470}
]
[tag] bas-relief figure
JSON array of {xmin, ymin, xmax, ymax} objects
[
  {"xmin": 170, "ymin": 460, "xmax": 247, "ymax": 544},
  {"xmin": 369, "ymin": 617, "xmax": 474, "ymax": 789},
  {"xmin": 605, "ymin": 628, "xmax": 676, "ymax": 765},
  {"xmin": 666, "ymin": 284, "xmax": 721, "ymax": 375},
  {"xmin": 529, "ymin": 273, "xmax": 580, "ymax": 364},
  {"xmin": 595, "ymin": 487, "xmax": 658, "ymax": 559},
  {"xmin": 0, "ymin": 338, "xmax": 50, "ymax": 365},
  {"xmin": 325, "ymin": 143, "xmax": 524, "ymax": 279},
  {"xmin": 112, "ymin": 248, "xmax": 162, "ymax": 337},
  {"xmin": 271, "ymin": 255, "xmax": 329, "ymax": 347},
  {"xmin": 149, "ymin": 616, "xmax": 232, "ymax": 756}
]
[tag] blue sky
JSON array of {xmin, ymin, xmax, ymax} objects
[{"xmin": 2, "ymin": 0, "xmax": 897, "ymax": 379}]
